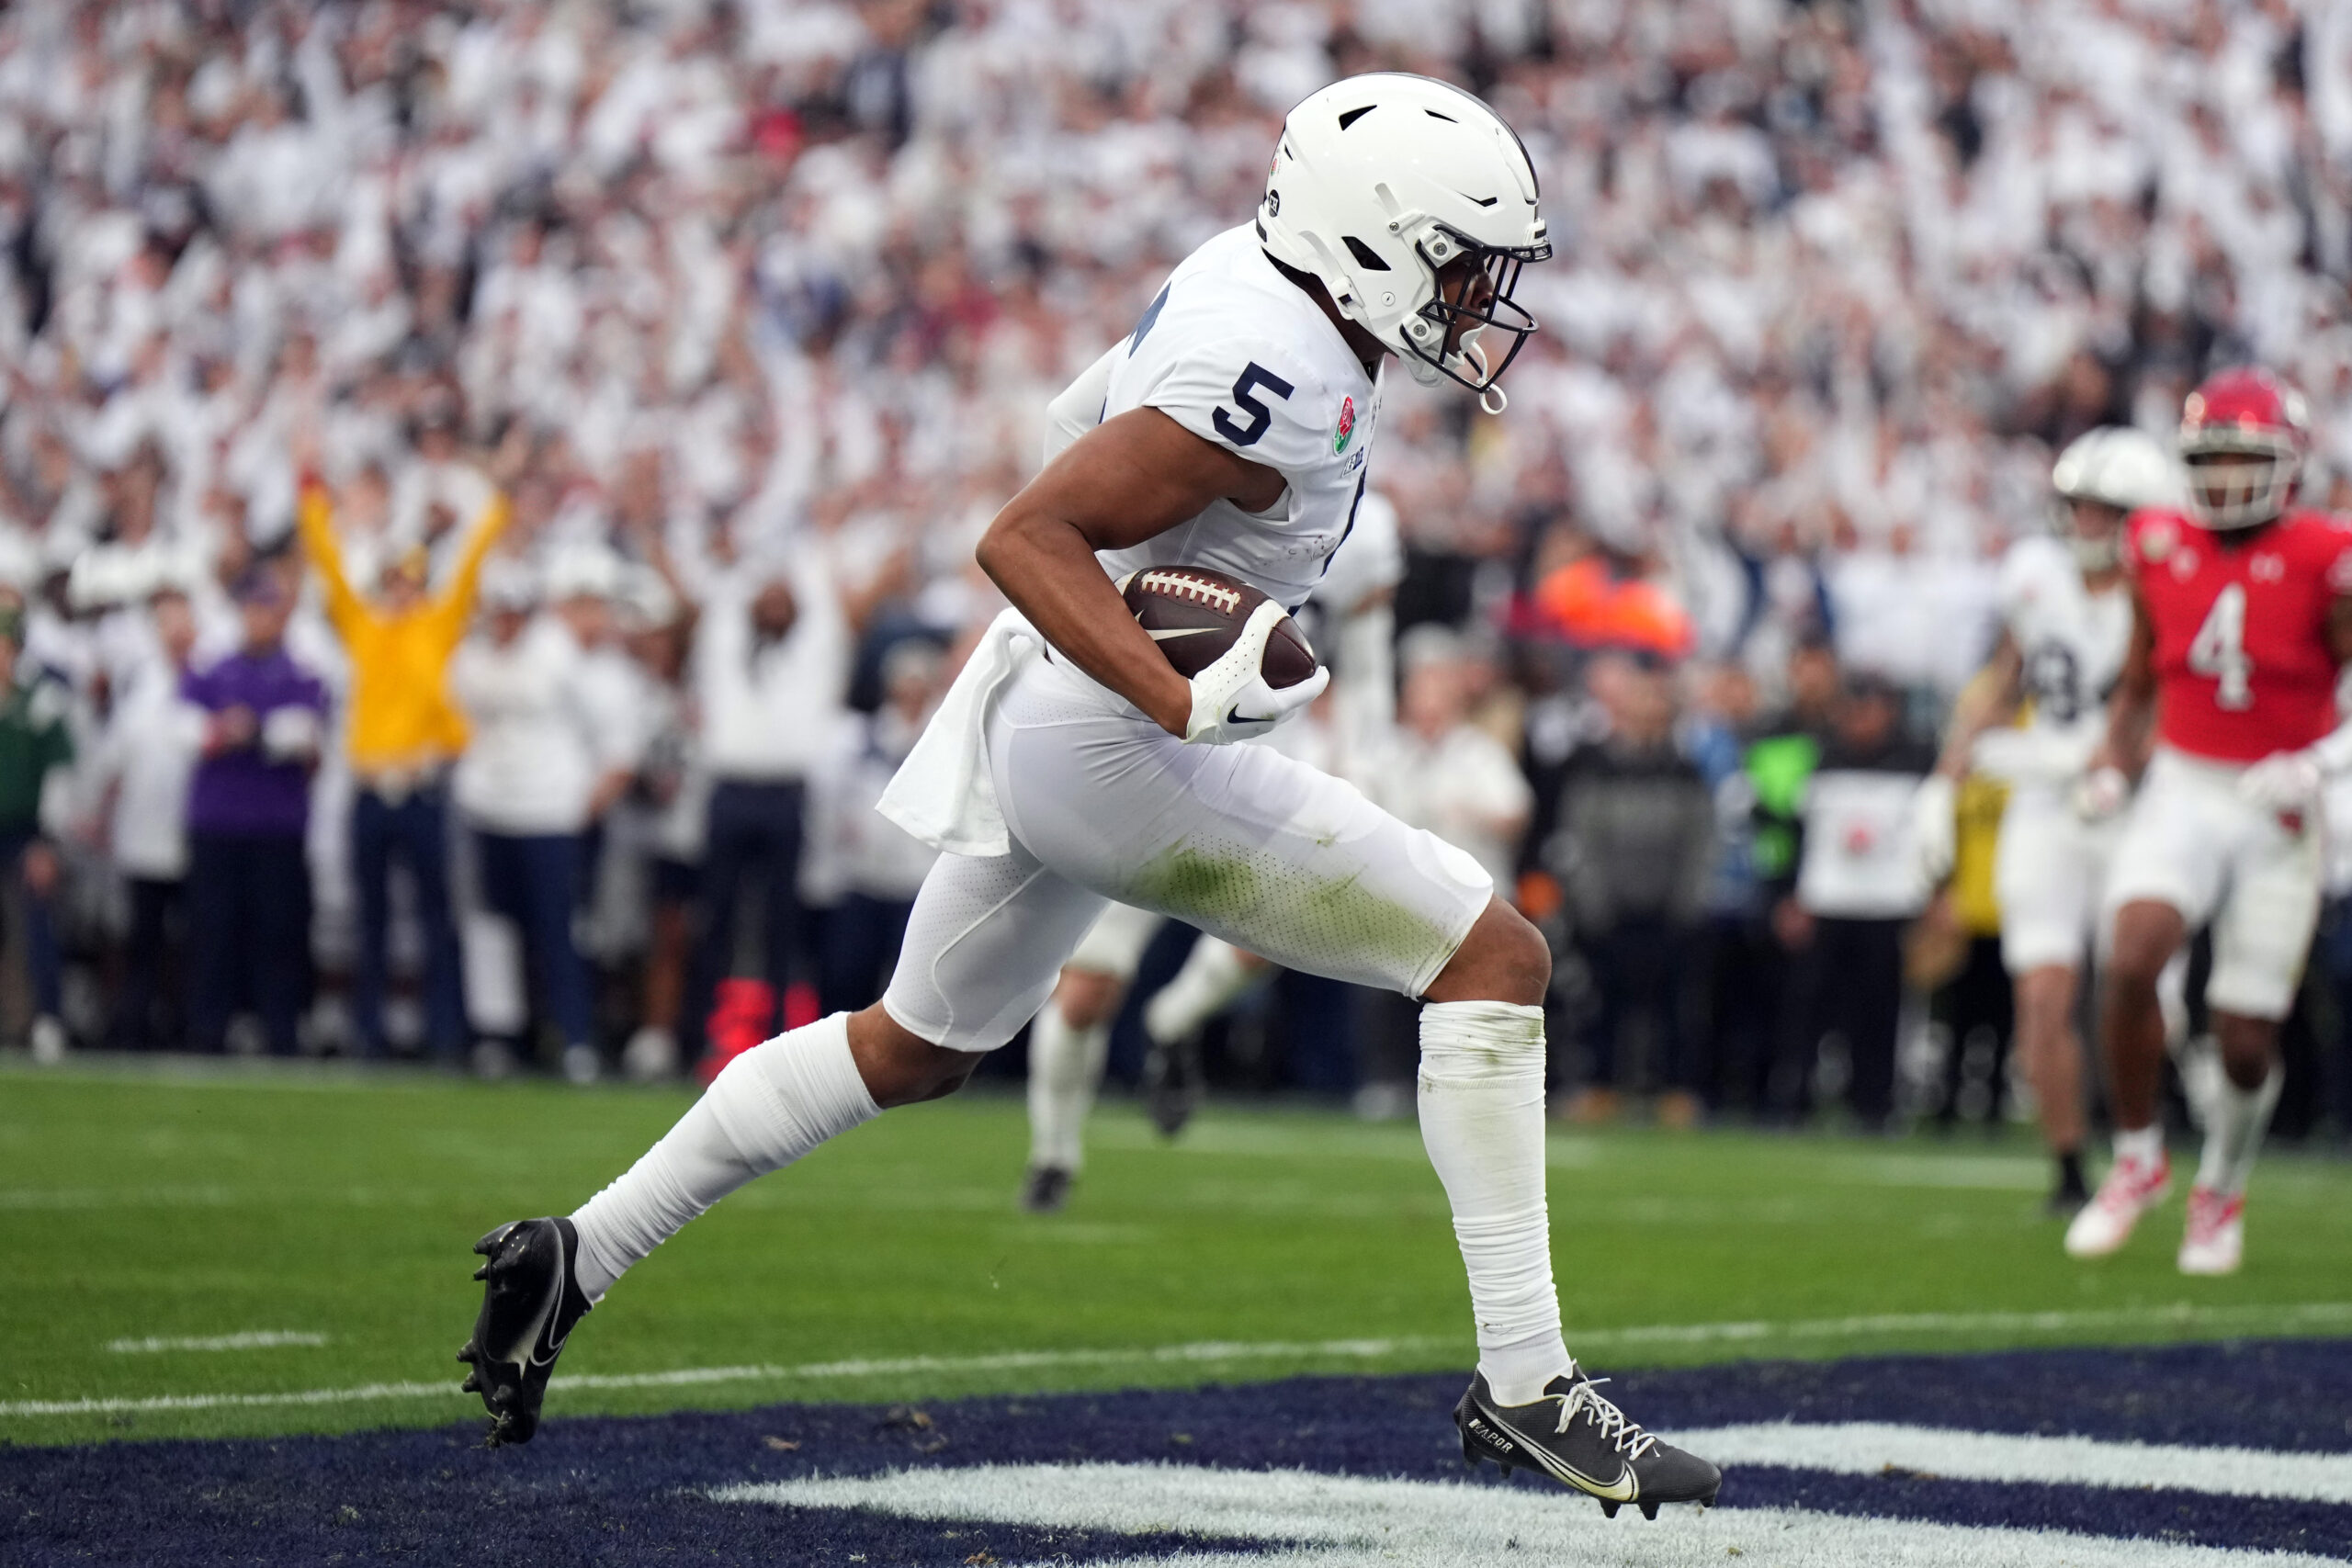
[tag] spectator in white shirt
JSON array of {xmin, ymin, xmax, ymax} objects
[
  {"xmin": 546, "ymin": 541, "xmax": 655, "ymax": 976},
  {"xmin": 89, "ymin": 584, "xmax": 204, "ymax": 1050},
  {"xmin": 683, "ymin": 551, "xmax": 852, "ymax": 1054},
  {"xmin": 449, "ymin": 560, "xmax": 632, "ymax": 1083},
  {"xmin": 616, "ymin": 609, "xmax": 707, "ymax": 1083},
  {"xmin": 805, "ymin": 637, "xmax": 944, "ymax": 1017},
  {"xmin": 1367, "ymin": 626, "xmax": 1534, "ymax": 889}
]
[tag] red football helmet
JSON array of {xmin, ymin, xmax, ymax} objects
[{"xmin": 2178, "ymin": 367, "xmax": 2309, "ymax": 531}]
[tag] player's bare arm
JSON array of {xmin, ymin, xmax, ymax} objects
[
  {"xmin": 2327, "ymin": 591, "xmax": 2352, "ymax": 665},
  {"xmin": 1932, "ymin": 630, "xmax": 2023, "ymax": 778},
  {"xmin": 976, "ymin": 409, "xmax": 1285, "ymax": 737},
  {"xmin": 2241, "ymin": 585, "xmax": 2352, "ymax": 800},
  {"xmin": 2091, "ymin": 583, "xmax": 2158, "ymax": 781}
]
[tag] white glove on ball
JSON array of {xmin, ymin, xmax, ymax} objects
[
  {"xmin": 1182, "ymin": 599, "xmax": 1329, "ymax": 746},
  {"xmin": 2238, "ymin": 749, "xmax": 2324, "ymax": 812},
  {"xmin": 1910, "ymin": 773, "xmax": 1957, "ymax": 885}
]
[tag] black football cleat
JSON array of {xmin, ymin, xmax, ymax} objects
[
  {"xmin": 1020, "ymin": 1164, "xmax": 1073, "ymax": 1213},
  {"xmin": 1139, "ymin": 1032, "xmax": 1203, "ymax": 1138},
  {"xmin": 1454, "ymin": 1367, "xmax": 1721, "ymax": 1516},
  {"xmin": 457, "ymin": 1216, "xmax": 594, "ymax": 1446}
]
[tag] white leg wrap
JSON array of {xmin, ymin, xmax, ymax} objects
[
  {"xmin": 571, "ymin": 1012, "xmax": 877, "ymax": 1300},
  {"xmin": 1143, "ymin": 939, "xmax": 1258, "ymax": 1044},
  {"xmin": 1418, "ymin": 998, "xmax": 1569, "ymax": 1407},
  {"xmin": 2195, "ymin": 1063, "xmax": 2282, "ymax": 1198},
  {"xmin": 1026, "ymin": 999, "xmax": 1109, "ymax": 1173}
]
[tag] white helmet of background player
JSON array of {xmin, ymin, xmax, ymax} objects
[
  {"xmin": 1258, "ymin": 73, "xmax": 1551, "ymax": 412},
  {"xmin": 2050, "ymin": 426, "xmax": 2179, "ymax": 570}
]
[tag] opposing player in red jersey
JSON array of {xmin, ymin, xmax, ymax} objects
[{"xmin": 2071, "ymin": 368, "xmax": 2352, "ymax": 1274}]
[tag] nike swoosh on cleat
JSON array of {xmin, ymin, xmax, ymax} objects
[
  {"xmin": 1472, "ymin": 1403, "xmax": 1639, "ymax": 1500},
  {"xmin": 520, "ymin": 1232, "xmax": 570, "ymax": 1370},
  {"xmin": 1561, "ymin": 1460, "xmax": 1640, "ymax": 1502}
]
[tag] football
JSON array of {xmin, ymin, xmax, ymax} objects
[{"xmin": 1122, "ymin": 565, "xmax": 1318, "ymax": 686}]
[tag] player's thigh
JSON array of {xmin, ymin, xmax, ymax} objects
[
  {"xmin": 993, "ymin": 711, "xmax": 1488, "ymax": 998},
  {"xmin": 2102, "ymin": 758, "xmax": 2230, "ymax": 938},
  {"xmin": 1065, "ymin": 902, "xmax": 1162, "ymax": 983},
  {"xmin": 1995, "ymin": 790, "xmax": 2099, "ymax": 976},
  {"xmin": 2209, "ymin": 815, "xmax": 2324, "ymax": 1021},
  {"xmin": 880, "ymin": 842, "xmax": 1109, "ymax": 1053}
]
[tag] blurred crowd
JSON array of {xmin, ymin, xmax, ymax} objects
[{"xmin": 1, "ymin": 0, "xmax": 2350, "ymax": 1134}]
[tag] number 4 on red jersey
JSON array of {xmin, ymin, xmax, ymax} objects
[{"xmin": 2125, "ymin": 507, "xmax": 2352, "ymax": 764}]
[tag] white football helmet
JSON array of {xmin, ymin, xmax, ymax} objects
[
  {"xmin": 2050, "ymin": 426, "xmax": 2179, "ymax": 570},
  {"xmin": 1259, "ymin": 73, "xmax": 1550, "ymax": 412}
]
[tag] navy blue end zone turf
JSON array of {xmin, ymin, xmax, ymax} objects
[{"xmin": 4, "ymin": 1339, "xmax": 2348, "ymax": 1566}]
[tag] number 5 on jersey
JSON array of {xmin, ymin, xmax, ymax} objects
[
  {"xmin": 2188, "ymin": 582, "xmax": 2254, "ymax": 710},
  {"xmin": 1213, "ymin": 363, "xmax": 1295, "ymax": 447}
]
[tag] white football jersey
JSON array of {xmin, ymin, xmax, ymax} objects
[
  {"xmin": 1999, "ymin": 535, "xmax": 2132, "ymax": 749},
  {"xmin": 1042, "ymin": 225, "xmax": 1383, "ymax": 611}
]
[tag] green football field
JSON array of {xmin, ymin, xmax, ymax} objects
[{"xmin": 3, "ymin": 1056, "xmax": 2348, "ymax": 1451}]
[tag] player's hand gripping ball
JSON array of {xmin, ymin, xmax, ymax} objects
[{"xmin": 1120, "ymin": 567, "xmax": 1327, "ymax": 744}]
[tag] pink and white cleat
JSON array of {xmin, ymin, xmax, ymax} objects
[
  {"xmin": 2177, "ymin": 1185, "xmax": 2245, "ymax": 1276},
  {"xmin": 2064, "ymin": 1150, "xmax": 2172, "ymax": 1258}
]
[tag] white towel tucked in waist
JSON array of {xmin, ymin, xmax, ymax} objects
[{"xmin": 876, "ymin": 608, "xmax": 1042, "ymax": 857}]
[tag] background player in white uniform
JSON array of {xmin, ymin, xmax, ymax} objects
[
  {"xmin": 1918, "ymin": 428, "xmax": 2179, "ymax": 1215},
  {"xmin": 463, "ymin": 73, "xmax": 1723, "ymax": 1511},
  {"xmin": 1023, "ymin": 491, "xmax": 1404, "ymax": 1212}
]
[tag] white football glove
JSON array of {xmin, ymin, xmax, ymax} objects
[
  {"xmin": 1182, "ymin": 599, "xmax": 1330, "ymax": 746},
  {"xmin": 2072, "ymin": 764, "xmax": 2130, "ymax": 824},
  {"xmin": 2238, "ymin": 748, "xmax": 2324, "ymax": 812},
  {"xmin": 1910, "ymin": 773, "xmax": 1957, "ymax": 885}
]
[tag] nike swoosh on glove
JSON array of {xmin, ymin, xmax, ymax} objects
[
  {"xmin": 1910, "ymin": 773, "xmax": 1957, "ymax": 884},
  {"xmin": 2238, "ymin": 749, "xmax": 2324, "ymax": 811},
  {"xmin": 1183, "ymin": 599, "xmax": 1330, "ymax": 745}
]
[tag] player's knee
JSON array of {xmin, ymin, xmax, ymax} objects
[
  {"xmin": 1055, "ymin": 968, "xmax": 1124, "ymax": 1032},
  {"xmin": 847, "ymin": 1005, "xmax": 985, "ymax": 1108},
  {"xmin": 2212, "ymin": 1013, "xmax": 2278, "ymax": 1090},
  {"xmin": 1428, "ymin": 897, "xmax": 1551, "ymax": 1009},
  {"xmin": 2104, "ymin": 903, "xmax": 2180, "ymax": 991}
]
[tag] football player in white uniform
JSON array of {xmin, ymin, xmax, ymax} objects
[
  {"xmin": 1023, "ymin": 491, "xmax": 1405, "ymax": 1213},
  {"xmin": 461, "ymin": 73, "xmax": 1721, "ymax": 1513},
  {"xmin": 1918, "ymin": 428, "xmax": 2179, "ymax": 1214}
]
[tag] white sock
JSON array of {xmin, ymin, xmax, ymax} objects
[
  {"xmin": 2194, "ymin": 1064, "xmax": 2281, "ymax": 1197},
  {"xmin": 1418, "ymin": 998, "xmax": 1570, "ymax": 1407},
  {"xmin": 2113, "ymin": 1122, "xmax": 2165, "ymax": 1168},
  {"xmin": 1143, "ymin": 939, "xmax": 1258, "ymax": 1044},
  {"xmin": 1027, "ymin": 999, "xmax": 1109, "ymax": 1173},
  {"xmin": 570, "ymin": 1012, "xmax": 877, "ymax": 1300}
]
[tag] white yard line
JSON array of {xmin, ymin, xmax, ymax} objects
[
  {"xmin": 718, "ymin": 1463, "xmax": 2352, "ymax": 1568},
  {"xmin": 1675, "ymin": 1420, "xmax": 2352, "ymax": 1504},
  {"xmin": 7, "ymin": 1300, "xmax": 2350, "ymax": 1421},
  {"xmin": 107, "ymin": 1331, "xmax": 329, "ymax": 1354},
  {"xmin": 1572, "ymin": 1299, "xmax": 2352, "ymax": 1348}
]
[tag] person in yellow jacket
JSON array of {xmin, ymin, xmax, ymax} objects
[{"xmin": 297, "ymin": 468, "xmax": 509, "ymax": 1062}]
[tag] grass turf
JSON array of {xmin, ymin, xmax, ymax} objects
[{"xmin": 1, "ymin": 1056, "xmax": 2347, "ymax": 1449}]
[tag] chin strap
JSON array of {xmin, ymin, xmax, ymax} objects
[{"xmin": 1462, "ymin": 338, "xmax": 1508, "ymax": 413}]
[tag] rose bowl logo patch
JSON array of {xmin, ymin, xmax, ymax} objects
[{"xmin": 1334, "ymin": 396, "xmax": 1356, "ymax": 455}]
